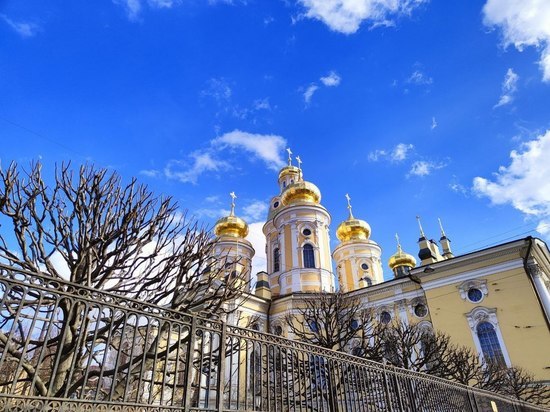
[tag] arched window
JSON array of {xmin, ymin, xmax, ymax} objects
[
  {"xmin": 477, "ymin": 322, "xmax": 506, "ymax": 365},
  {"xmin": 303, "ymin": 244, "xmax": 315, "ymax": 268},
  {"xmin": 273, "ymin": 248, "xmax": 280, "ymax": 272}
]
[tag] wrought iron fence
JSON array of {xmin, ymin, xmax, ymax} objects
[{"xmin": 0, "ymin": 264, "xmax": 547, "ymax": 412}]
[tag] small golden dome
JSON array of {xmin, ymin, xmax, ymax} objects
[
  {"xmin": 336, "ymin": 218, "xmax": 371, "ymax": 242},
  {"xmin": 278, "ymin": 165, "xmax": 300, "ymax": 181},
  {"xmin": 214, "ymin": 215, "xmax": 249, "ymax": 238},
  {"xmin": 388, "ymin": 245, "xmax": 416, "ymax": 271},
  {"xmin": 280, "ymin": 181, "xmax": 321, "ymax": 205}
]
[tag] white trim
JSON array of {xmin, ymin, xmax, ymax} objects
[
  {"xmin": 421, "ymin": 260, "xmax": 523, "ymax": 290},
  {"xmin": 465, "ymin": 306, "xmax": 512, "ymax": 367}
]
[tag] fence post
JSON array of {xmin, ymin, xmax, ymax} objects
[
  {"xmin": 217, "ymin": 320, "xmax": 227, "ymax": 412},
  {"xmin": 467, "ymin": 388, "xmax": 478, "ymax": 412},
  {"xmin": 184, "ymin": 317, "xmax": 197, "ymax": 412}
]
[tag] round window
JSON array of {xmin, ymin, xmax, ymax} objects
[
  {"xmin": 274, "ymin": 325, "xmax": 283, "ymax": 336},
  {"xmin": 350, "ymin": 319, "xmax": 360, "ymax": 330},
  {"xmin": 380, "ymin": 311, "xmax": 391, "ymax": 324},
  {"xmin": 302, "ymin": 228, "xmax": 312, "ymax": 236},
  {"xmin": 414, "ymin": 304, "xmax": 428, "ymax": 318},
  {"xmin": 361, "ymin": 263, "xmax": 369, "ymax": 271},
  {"xmin": 467, "ymin": 288, "xmax": 483, "ymax": 303},
  {"xmin": 273, "ymin": 201, "xmax": 280, "ymax": 209}
]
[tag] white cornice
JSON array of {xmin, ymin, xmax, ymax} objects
[{"xmin": 421, "ymin": 259, "xmax": 524, "ymax": 290}]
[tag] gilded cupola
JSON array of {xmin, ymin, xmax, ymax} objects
[
  {"xmin": 336, "ymin": 194, "xmax": 371, "ymax": 242},
  {"xmin": 279, "ymin": 155, "xmax": 322, "ymax": 206},
  {"xmin": 389, "ymin": 233, "xmax": 416, "ymax": 277},
  {"xmin": 214, "ymin": 192, "xmax": 249, "ymax": 238}
]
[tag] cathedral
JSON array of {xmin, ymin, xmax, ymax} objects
[{"xmin": 212, "ymin": 153, "xmax": 550, "ymax": 383}]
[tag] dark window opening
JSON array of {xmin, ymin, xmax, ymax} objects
[
  {"xmin": 273, "ymin": 248, "xmax": 280, "ymax": 272},
  {"xmin": 303, "ymin": 244, "xmax": 315, "ymax": 268}
]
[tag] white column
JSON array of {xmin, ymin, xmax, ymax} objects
[
  {"xmin": 530, "ymin": 264, "xmax": 550, "ymax": 323},
  {"xmin": 290, "ymin": 223, "xmax": 298, "ymax": 268},
  {"xmin": 278, "ymin": 227, "xmax": 285, "ymax": 272}
]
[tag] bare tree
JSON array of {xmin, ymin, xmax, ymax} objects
[
  {"xmin": 0, "ymin": 161, "xmax": 249, "ymax": 401},
  {"xmin": 284, "ymin": 291, "xmax": 372, "ymax": 351}
]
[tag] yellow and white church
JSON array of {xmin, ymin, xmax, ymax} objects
[{"xmin": 212, "ymin": 153, "xmax": 550, "ymax": 383}]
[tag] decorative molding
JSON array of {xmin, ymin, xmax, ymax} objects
[
  {"xmin": 457, "ymin": 279, "xmax": 488, "ymax": 302},
  {"xmin": 421, "ymin": 260, "xmax": 523, "ymax": 291},
  {"xmin": 464, "ymin": 306, "xmax": 512, "ymax": 367}
]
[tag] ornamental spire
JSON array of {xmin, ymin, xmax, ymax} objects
[
  {"xmin": 395, "ymin": 233, "xmax": 403, "ymax": 252},
  {"xmin": 438, "ymin": 217, "xmax": 446, "ymax": 237},
  {"xmin": 416, "ymin": 215, "xmax": 426, "ymax": 238},
  {"xmin": 345, "ymin": 193, "xmax": 354, "ymax": 219}
]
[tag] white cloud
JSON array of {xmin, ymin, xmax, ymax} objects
[
  {"xmin": 494, "ymin": 68, "xmax": 519, "ymax": 108},
  {"xmin": 303, "ymin": 84, "xmax": 319, "ymax": 104},
  {"xmin": 113, "ymin": 0, "xmax": 142, "ymax": 20},
  {"xmin": 407, "ymin": 69, "xmax": 433, "ymax": 85},
  {"xmin": 298, "ymin": 0, "xmax": 427, "ymax": 34},
  {"xmin": 0, "ymin": 14, "xmax": 39, "ymax": 37},
  {"xmin": 320, "ymin": 71, "xmax": 341, "ymax": 87},
  {"xmin": 368, "ymin": 143, "xmax": 413, "ymax": 162},
  {"xmin": 242, "ymin": 201, "xmax": 268, "ymax": 221},
  {"xmin": 368, "ymin": 149, "xmax": 387, "ymax": 161},
  {"xmin": 483, "ymin": 0, "xmax": 550, "ymax": 82},
  {"xmin": 247, "ymin": 222, "xmax": 267, "ymax": 275},
  {"xmin": 408, "ymin": 160, "xmax": 445, "ymax": 177},
  {"xmin": 431, "ymin": 117, "xmax": 437, "ymax": 130},
  {"xmin": 164, "ymin": 151, "xmax": 230, "ymax": 184},
  {"xmin": 391, "ymin": 143, "xmax": 414, "ymax": 161},
  {"xmin": 473, "ymin": 130, "xmax": 550, "ymax": 237},
  {"xmin": 212, "ymin": 130, "xmax": 287, "ymax": 170}
]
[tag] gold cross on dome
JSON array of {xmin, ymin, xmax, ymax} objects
[
  {"xmin": 296, "ymin": 156, "xmax": 302, "ymax": 169},
  {"xmin": 395, "ymin": 233, "xmax": 402, "ymax": 250},
  {"xmin": 229, "ymin": 192, "xmax": 237, "ymax": 216},
  {"xmin": 286, "ymin": 148, "xmax": 293, "ymax": 166}
]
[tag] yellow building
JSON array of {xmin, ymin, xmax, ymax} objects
[{"xmin": 212, "ymin": 155, "xmax": 550, "ymax": 382}]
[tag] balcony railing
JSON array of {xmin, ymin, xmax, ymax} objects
[{"xmin": 0, "ymin": 264, "xmax": 547, "ymax": 411}]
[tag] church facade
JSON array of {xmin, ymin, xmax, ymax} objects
[{"xmin": 212, "ymin": 155, "xmax": 550, "ymax": 382}]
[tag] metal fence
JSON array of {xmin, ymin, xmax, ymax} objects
[{"xmin": 0, "ymin": 264, "xmax": 547, "ymax": 412}]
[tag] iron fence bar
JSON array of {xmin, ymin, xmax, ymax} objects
[
  {"xmin": 184, "ymin": 316, "xmax": 197, "ymax": 411},
  {"xmin": 217, "ymin": 320, "xmax": 226, "ymax": 412}
]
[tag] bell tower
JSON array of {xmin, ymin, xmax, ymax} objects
[{"xmin": 263, "ymin": 149, "xmax": 335, "ymax": 296}]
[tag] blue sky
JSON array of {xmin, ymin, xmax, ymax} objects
[{"xmin": 1, "ymin": 0, "xmax": 550, "ymax": 279}]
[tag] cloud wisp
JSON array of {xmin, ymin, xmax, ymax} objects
[
  {"xmin": 303, "ymin": 71, "xmax": 341, "ymax": 105},
  {"xmin": 408, "ymin": 160, "xmax": 445, "ymax": 177},
  {"xmin": 483, "ymin": 0, "xmax": 550, "ymax": 82},
  {"xmin": 1, "ymin": 14, "xmax": 39, "ymax": 37},
  {"xmin": 494, "ymin": 68, "xmax": 519, "ymax": 108},
  {"xmin": 368, "ymin": 143, "xmax": 414, "ymax": 162},
  {"xmin": 298, "ymin": 0, "xmax": 427, "ymax": 34},
  {"xmin": 473, "ymin": 129, "xmax": 550, "ymax": 237},
  {"xmin": 145, "ymin": 130, "xmax": 287, "ymax": 184}
]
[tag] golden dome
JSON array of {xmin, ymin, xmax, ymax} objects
[
  {"xmin": 214, "ymin": 215, "xmax": 249, "ymax": 238},
  {"xmin": 336, "ymin": 218, "xmax": 371, "ymax": 242},
  {"xmin": 280, "ymin": 181, "xmax": 321, "ymax": 205},
  {"xmin": 278, "ymin": 165, "xmax": 300, "ymax": 181},
  {"xmin": 388, "ymin": 245, "xmax": 416, "ymax": 270}
]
